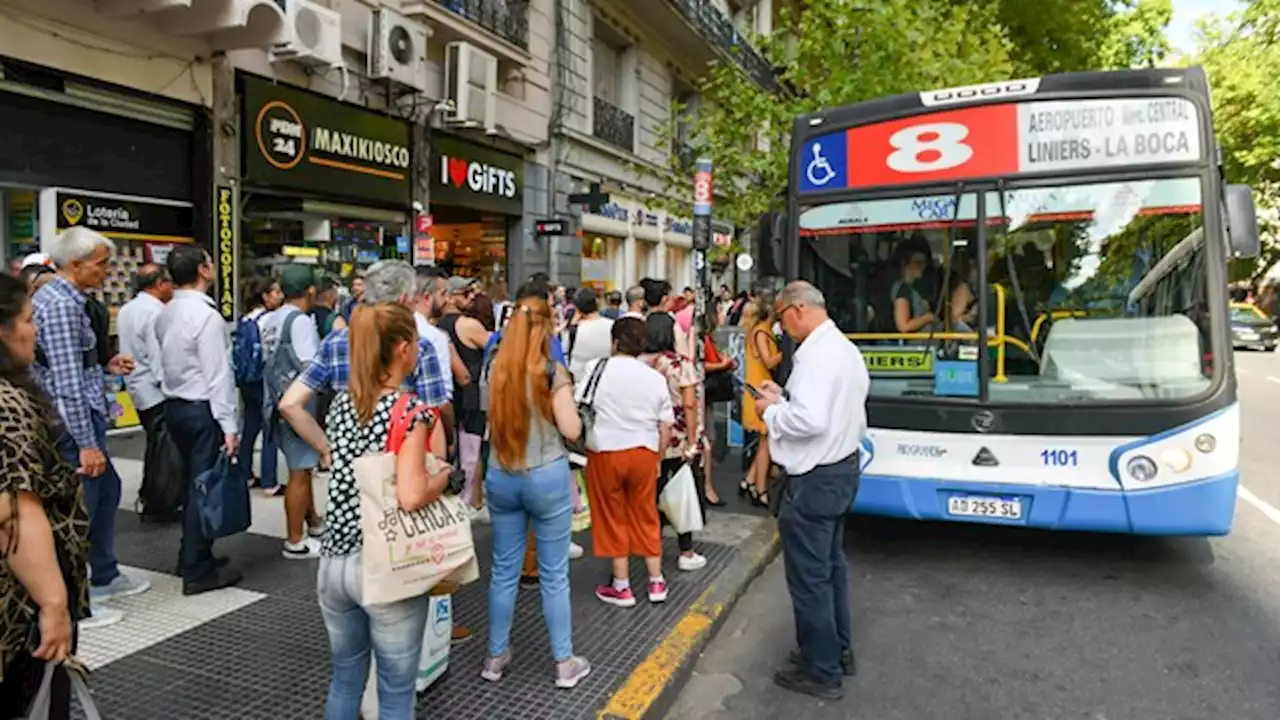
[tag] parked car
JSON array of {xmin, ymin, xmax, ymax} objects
[{"xmin": 1230, "ymin": 302, "xmax": 1277, "ymax": 351}]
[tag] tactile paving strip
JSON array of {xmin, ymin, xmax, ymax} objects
[{"xmin": 79, "ymin": 510, "xmax": 740, "ymax": 719}]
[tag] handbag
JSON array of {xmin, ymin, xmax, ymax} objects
[
  {"xmin": 23, "ymin": 660, "xmax": 101, "ymax": 720},
  {"xmin": 565, "ymin": 358, "xmax": 608, "ymax": 456},
  {"xmin": 194, "ymin": 451, "xmax": 251, "ymax": 539},
  {"xmin": 355, "ymin": 394, "xmax": 479, "ymax": 607},
  {"xmin": 658, "ymin": 463, "xmax": 705, "ymax": 534}
]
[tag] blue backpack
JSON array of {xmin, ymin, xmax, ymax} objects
[{"xmin": 232, "ymin": 315, "xmax": 265, "ymax": 384}]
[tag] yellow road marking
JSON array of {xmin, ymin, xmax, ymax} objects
[{"xmin": 599, "ymin": 531, "xmax": 779, "ymax": 719}]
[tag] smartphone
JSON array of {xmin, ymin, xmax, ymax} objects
[{"xmin": 746, "ymin": 384, "xmax": 763, "ymax": 399}]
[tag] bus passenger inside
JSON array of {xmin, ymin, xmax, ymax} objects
[
  {"xmin": 949, "ymin": 254, "xmax": 979, "ymax": 332},
  {"xmin": 891, "ymin": 246, "xmax": 937, "ymax": 334}
]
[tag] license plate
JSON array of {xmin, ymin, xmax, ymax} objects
[{"xmin": 946, "ymin": 494, "xmax": 1023, "ymax": 520}]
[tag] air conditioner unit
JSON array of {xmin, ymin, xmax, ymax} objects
[
  {"xmin": 444, "ymin": 42, "xmax": 498, "ymax": 131},
  {"xmin": 270, "ymin": 0, "xmax": 343, "ymax": 69},
  {"xmin": 368, "ymin": 7, "xmax": 430, "ymax": 93}
]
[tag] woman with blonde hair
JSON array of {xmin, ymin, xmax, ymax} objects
[
  {"xmin": 740, "ymin": 293, "xmax": 781, "ymax": 507},
  {"xmin": 312, "ymin": 302, "xmax": 452, "ymax": 719},
  {"xmin": 480, "ymin": 282, "xmax": 589, "ymax": 688}
]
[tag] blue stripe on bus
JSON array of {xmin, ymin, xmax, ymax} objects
[{"xmin": 852, "ymin": 471, "xmax": 1238, "ymax": 536}]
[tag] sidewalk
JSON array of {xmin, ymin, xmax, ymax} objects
[{"xmin": 77, "ymin": 434, "xmax": 777, "ymax": 719}]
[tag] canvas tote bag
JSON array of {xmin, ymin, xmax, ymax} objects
[{"xmin": 356, "ymin": 394, "xmax": 479, "ymax": 606}]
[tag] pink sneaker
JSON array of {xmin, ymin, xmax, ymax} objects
[
  {"xmin": 648, "ymin": 579, "xmax": 669, "ymax": 603},
  {"xmin": 594, "ymin": 584, "xmax": 637, "ymax": 608}
]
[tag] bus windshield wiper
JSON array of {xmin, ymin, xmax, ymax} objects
[
  {"xmin": 997, "ymin": 179, "xmax": 1041, "ymax": 364},
  {"xmin": 920, "ymin": 182, "xmax": 965, "ymax": 358}
]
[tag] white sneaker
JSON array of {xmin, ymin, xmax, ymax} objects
[
  {"xmin": 569, "ymin": 542, "xmax": 584, "ymax": 560},
  {"xmin": 678, "ymin": 553, "xmax": 707, "ymax": 572},
  {"xmin": 282, "ymin": 536, "xmax": 322, "ymax": 560},
  {"xmin": 89, "ymin": 573, "xmax": 152, "ymax": 602},
  {"xmin": 469, "ymin": 506, "xmax": 491, "ymax": 525},
  {"xmin": 307, "ymin": 519, "xmax": 327, "ymax": 538},
  {"xmin": 79, "ymin": 604, "xmax": 124, "ymax": 630}
]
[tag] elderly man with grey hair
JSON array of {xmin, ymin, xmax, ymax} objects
[
  {"xmin": 752, "ymin": 280, "xmax": 869, "ymax": 701},
  {"xmin": 623, "ymin": 285, "xmax": 646, "ymax": 318},
  {"xmin": 34, "ymin": 226, "xmax": 150, "ymax": 629}
]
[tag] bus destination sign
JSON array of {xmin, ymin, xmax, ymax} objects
[{"xmin": 798, "ymin": 97, "xmax": 1202, "ymax": 193}]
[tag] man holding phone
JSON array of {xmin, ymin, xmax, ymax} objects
[{"xmin": 753, "ymin": 281, "xmax": 869, "ymax": 701}]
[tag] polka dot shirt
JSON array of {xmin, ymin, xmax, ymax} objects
[{"xmin": 321, "ymin": 392, "xmax": 427, "ymax": 557}]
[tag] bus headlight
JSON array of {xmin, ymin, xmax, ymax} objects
[
  {"xmin": 1160, "ymin": 447, "xmax": 1192, "ymax": 473},
  {"xmin": 1194, "ymin": 433, "xmax": 1216, "ymax": 453},
  {"xmin": 1126, "ymin": 455, "xmax": 1159, "ymax": 482}
]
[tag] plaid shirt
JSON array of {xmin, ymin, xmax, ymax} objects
[
  {"xmin": 298, "ymin": 328, "xmax": 448, "ymax": 407},
  {"xmin": 33, "ymin": 275, "xmax": 107, "ymax": 450}
]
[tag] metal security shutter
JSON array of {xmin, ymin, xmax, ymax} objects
[{"xmin": 0, "ymin": 57, "xmax": 195, "ymax": 130}]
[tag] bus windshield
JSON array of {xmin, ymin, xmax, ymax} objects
[{"xmin": 798, "ymin": 176, "xmax": 1211, "ymax": 404}]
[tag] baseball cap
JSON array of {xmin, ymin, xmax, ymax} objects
[
  {"xmin": 21, "ymin": 253, "xmax": 54, "ymax": 270},
  {"xmin": 447, "ymin": 276, "xmax": 477, "ymax": 294},
  {"xmin": 279, "ymin": 265, "xmax": 316, "ymax": 297}
]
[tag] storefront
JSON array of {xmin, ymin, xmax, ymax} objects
[
  {"xmin": 0, "ymin": 59, "xmax": 206, "ymax": 430},
  {"xmin": 238, "ymin": 72, "xmax": 414, "ymax": 286},
  {"xmin": 427, "ymin": 135, "xmax": 523, "ymax": 289},
  {"xmin": 579, "ymin": 193, "xmax": 703, "ymax": 291}
]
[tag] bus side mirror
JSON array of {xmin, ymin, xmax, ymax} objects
[{"xmin": 1225, "ymin": 184, "xmax": 1260, "ymax": 259}]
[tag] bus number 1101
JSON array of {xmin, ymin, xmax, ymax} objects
[{"xmin": 1041, "ymin": 449, "xmax": 1078, "ymax": 467}]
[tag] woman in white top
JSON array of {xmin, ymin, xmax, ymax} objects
[
  {"xmin": 578, "ymin": 318, "xmax": 674, "ymax": 608},
  {"xmin": 564, "ymin": 287, "xmax": 614, "ymax": 382}
]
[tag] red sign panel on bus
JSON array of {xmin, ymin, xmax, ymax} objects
[{"xmin": 796, "ymin": 97, "xmax": 1202, "ymax": 193}]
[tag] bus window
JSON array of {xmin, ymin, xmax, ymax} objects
[
  {"xmin": 988, "ymin": 177, "xmax": 1210, "ymax": 402},
  {"xmin": 798, "ymin": 193, "xmax": 981, "ymax": 399}
]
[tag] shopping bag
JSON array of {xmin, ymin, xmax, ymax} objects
[
  {"xmin": 659, "ymin": 463, "xmax": 705, "ymax": 534},
  {"xmin": 571, "ymin": 468, "xmax": 591, "ymax": 533},
  {"xmin": 356, "ymin": 395, "xmax": 479, "ymax": 607},
  {"xmin": 23, "ymin": 660, "xmax": 102, "ymax": 720},
  {"xmin": 194, "ymin": 452, "xmax": 251, "ymax": 539},
  {"xmin": 416, "ymin": 593, "xmax": 453, "ymax": 692}
]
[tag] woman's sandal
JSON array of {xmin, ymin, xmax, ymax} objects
[{"xmin": 747, "ymin": 484, "xmax": 769, "ymax": 508}]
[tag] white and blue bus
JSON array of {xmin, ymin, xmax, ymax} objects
[{"xmin": 781, "ymin": 68, "xmax": 1260, "ymax": 535}]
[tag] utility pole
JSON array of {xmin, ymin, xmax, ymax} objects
[{"xmin": 691, "ymin": 158, "xmax": 713, "ymax": 384}]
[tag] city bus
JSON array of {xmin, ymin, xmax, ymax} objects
[{"xmin": 783, "ymin": 68, "xmax": 1260, "ymax": 535}]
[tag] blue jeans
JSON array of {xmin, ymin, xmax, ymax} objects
[
  {"xmin": 778, "ymin": 453, "xmax": 860, "ymax": 685},
  {"xmin": 238, "ymin": 382, "xmax": 278, "ymax": 489},
  {"xmin": 317, "ymin": 553, "xmax": 428, "ymax": 720},
  {"xmin": 486, "ymin": 456, "xmax": 574, "ymax": 661},
  {"xmin": 55, "ymin": 413, "xmax": 120, "ymax": 588}
]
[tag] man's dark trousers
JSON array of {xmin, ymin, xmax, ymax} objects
[
  {"xmin": 54, "ymin": 413, "xmax": 122, "ymax": 588},
  {"xmin": 778, "ymin": 454, "xmax": 860, "ymax": 685},
  {"xmin": 164, "ymin": 399, "xmax": 221, "ymax": 583}
]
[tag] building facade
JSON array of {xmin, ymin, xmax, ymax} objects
[{"xmin": 547, "ymin": 0, "xmax": 777, "ymax": 292}]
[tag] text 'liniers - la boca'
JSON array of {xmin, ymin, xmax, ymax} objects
[{"xmin": 1025, "ymin": 99, "xmax": 1194, "ymax": 164}]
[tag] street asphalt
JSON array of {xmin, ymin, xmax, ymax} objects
[{"xmin": 668, "ymin": 350, "xmax": 1280, "ymax": 720}]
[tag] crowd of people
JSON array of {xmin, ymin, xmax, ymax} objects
[{"xmin": 0, "ymin": 224, "xmax": 736, "ymax": 718}]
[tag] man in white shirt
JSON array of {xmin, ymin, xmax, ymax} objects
[
  {"xmin": 756, "ymin": 281, "xmax": 869, "ymax": 701},
  {"xmin": 116, "ymin": 263, "xmax": 174, "ymax": 516},
  {"xmin": 565, "ymin": 287, "xmax": 614, "ymax": 382},
  {"xmin": 156, "ymin": 246, "xmax": 242, "ymax": 595},
  {"xmin": 260, "ymin": 265, "xmax": 325, "ymax": 560},
  {"xmin": 623, "ymin": 286, "xmax": 646, "ymax": 318}
]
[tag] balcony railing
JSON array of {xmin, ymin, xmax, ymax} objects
[
  {"xmin": 593, "ymin": 97, "xmax": 635, "ymax": 153},
  {"xmin": 667, "ymin": 0, "xmax": 778, "ymax": 91},
  {"xmin": 435, "ymin": 0, "xmax": 530, "ymax": 49}
]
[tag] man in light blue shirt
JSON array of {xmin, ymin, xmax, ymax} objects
[{"xmin": 116, "ymin": 263, "xmax": 174, "ymax": 519}]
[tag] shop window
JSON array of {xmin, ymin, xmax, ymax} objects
[
  {"xmin": 430, "ymin": 215, "xmax": 508, "ymax": 289},
  {"xmin": 2, "ymin": 189, "xmax": 40, "ymax": 272}
]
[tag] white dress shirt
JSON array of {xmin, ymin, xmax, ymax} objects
[
  {"xmin": 416, "ymin": 312, "xmax": 454, "ymax": 399},
  {"xmin": 156, "ymin": 289, "xmax": 239, "ymax": 436},
  {"xmin": 116, "ymin": 292, "xmax": 166, "ymax": 411},
  {"xmin": 763, "ymin": 319, "xmax": 869, "ymax": 476}
]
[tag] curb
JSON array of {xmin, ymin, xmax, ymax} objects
[{"xmin": 597, "ymin": 516, "xmax": 781, "ymax": 720}]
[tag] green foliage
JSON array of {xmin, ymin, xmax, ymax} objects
[
  {"xmin": 1193, "ymin": 0, "xmax": 1280, "ymax": 281},
  {"xmin": 651, "ymin": 0, "xmax": 1177, "ymax": 231}
]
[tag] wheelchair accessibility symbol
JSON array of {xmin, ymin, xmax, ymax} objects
[{"xmin": 806, "ymin": 143, "xmax": 837, "ymax": 187}]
